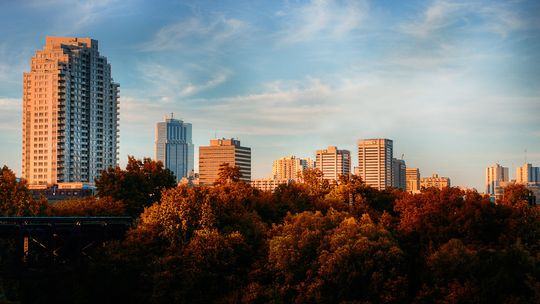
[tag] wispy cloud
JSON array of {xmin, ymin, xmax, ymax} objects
[
  {"xmin": 142, "ymin": 14, "xmax": 250, "ymax": 52},
  {"xmin": 0, "ymin": 98, "xmax": 21, "ymax": 131},
  {"xmin": 275, "ymin": 0, "xmax": 369, "ymax": 45}
]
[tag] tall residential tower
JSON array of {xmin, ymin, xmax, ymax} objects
[
  {"xmin": 155, "ymin": 114, "xmax": 194, "ymax": 183},
  {"xmin": 357, "ymin": 138, "xmax": 393, "ymax": 190},
  {"xmin": 22, "ymin": 36, "xmax": 119, "ymax": 185},
  {"xmin": 485, "ymin": 163, "xmax": 509, "ymax": 198},
  {"xmin": 315, "ymin": 146, "xmax": 351, "ymax": 181}
]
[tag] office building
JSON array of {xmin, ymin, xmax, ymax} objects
[
  {"xmin": 22, "ymin": 36, "xmax": 119, "ymax": 185},
  {"xmin": 251, "ymin": 178, "xmax": 293, "ymax": 192},
  {"xmin": 406, "ymin": 168, "xmax": 420, "ymax": 193},
  {"xmin": 199, "ymin": 138, "xmax": 251, "ymax": 185},
  {"xmin": 516, "ymin": 163, "xmax": 540, "ymax": 185},
  {"xmin": 485, "ymin": 163, "xmax": 509, "ymax": 199},
  {"xmin": 420, "ymin": 173, "xmax": 450, "ymax": 190},
  {"xmin": 357, "ymin": 138, "xmax": 393, "ymax": 190},
  {"xmin": 315, "ymin": 146, "xmax": 351, "ymax": 181},
  {"xmin": 272, "ymin": 155, "xmax": 314, "ymax": 180},
  {"xmin": 155, "ymin": 114, "xmax": 194, "ymax": 183},
  {"xmin": 392, "ymin": 158, "xmax": 406, "ymax": 190}
]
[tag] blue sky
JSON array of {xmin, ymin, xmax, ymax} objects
[{"xmin": 0, "ymin": 0, "xmax": 539, "ymax": 190}]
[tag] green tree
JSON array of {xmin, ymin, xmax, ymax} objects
[
  {"xmin": 0, "ymin": 165, "xmax": 48, "ymax": 216},
  {"xmin": 95, "ymin": 156, "xmax": 176, "ymax": 216}
]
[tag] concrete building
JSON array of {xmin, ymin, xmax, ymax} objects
[
  {"xmin": 155, "ymin": 114, "xmax": 194, "ymax": 183},
  {"xmin": 392, "ymin": 158, "xmax": 406, "ymax": 190},
  {"xmin": 251, "ymin": 178, "xmax": 293, "ymax": 192},
  {"xmin": 272, "ymin": 155, "xmax": 314, "ymax": 180},
  {"xmin": 406, "ymin": 168, "xmax": 420, "ymax": 193},
  {"xmin": 315, "ymin": 146, "xmax": 351, "ymax": 181},
  {"xmin": 420, "ymin": 173, "xmax": 450, "ymax": 190},
  {"xmin": 357, "ymin": 138, "xmax": 393, "ymax": 190},
  {"xmin": 485, "ymin": 163, "xmax": 509, "ymax": 199},
  {"xmin": 199, "ymin": 138, "xmax": 251, "ymax": 185},
  {"xmin": 516, "ymin": 163, "xmax": 540, "ymax": 185},
  {"xmin": 22, "ymin": 36, "xmax": 119, "ymax": 185}
]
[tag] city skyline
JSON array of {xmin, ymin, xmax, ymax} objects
[{"xmin": 1, "ymin": 1, "xmax": 539, "ymax": 191}]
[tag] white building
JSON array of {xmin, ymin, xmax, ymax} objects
[
  {"xmin": 357, "ymin": 138, "xmax": 393, "ymax": 190},
  {"xmin": 485, "ymin": 163, "xmax": 509, "ymax": 199},
  {"xmin": 272, "ymin": 155, "xmax": 314, "ymax": 180},
  {"xmin": 315, "ymin": 146, "xmax": 351, "ymax": 182}
]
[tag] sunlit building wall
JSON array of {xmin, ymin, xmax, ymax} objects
[
  {"xmin": 199, "ymin": 138, "xmax": 251, "ymax": 185},
  {"xmin": 357, "ymin": 138, "xmax": 393, "ymax": 190},
  {"xmin": 272, "ymin": 155, "xmax": 314, "ymax": 180},
  {"xmin": 420, "ymin": 173, "xmax": 450, "ymax": 190},
  {"xmin": 516, "ymin": 163, "xmax": 540, "ymax": 185},
  {"xmin": 406, "ymin": 168, "xmax": 420, "ymax": 193},
  {"xmin": 485, "ymin": 163, "xmax": 509, "ymax": 199},
  {"xmin": 315, "ymin": 146, "xmax": 351, "ymax": 181},
  {"xmin": 22, "ymin": 36, "xmax": 119, "ymax": 185}
]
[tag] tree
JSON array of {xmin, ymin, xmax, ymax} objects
[
  {"xmin": 95, "ymin": 156, "xmax": 176, "ymax": 216},
  {"xmin": 215, "ymin": 163, "xmax": 242, "ymax": 185},
  {"xmin": 49, "ymin": 196, "xmax": 125, "ymax": 216},
  {"xmin": 0, "ymin": 165, "xmax": 48, "ymax": 216}
]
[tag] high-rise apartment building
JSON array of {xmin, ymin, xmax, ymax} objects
[
  {"xmin": 315, "ymin": 146, "xmax": 351, "ymax": 181},
  {"xmin": 357, "ymin": 138, "xmax": 393, "ymax": 190},
  {"xmin": 485, "ymin": 163, "xmax": 509, "ymax": 198},
  {"xmin": 272, "ymin": 155, "xmax": 314, "ymax": 180},
  {"xmin": 155, "ymin": 114, "xmax": 194, "ymax": 183},
  {"xmin": 392, "ymin": 158, "xmax": 406, "ymax": 190},
  {"xmin": 199, "ymin": 138, "xmax": 251, "ymax": 185},
  {"xmin": 420, "ymin": 173, "xmax": 450, "ymax": 190},
  {"xmin": 406, "ymin": 168, "xmax": 420, "ymax": 193},
  {"xmin": 22, "ymin": 36, "xmax": 119, "ymax": 185},
  {"xmin": 516, "ymin": 163, "xmax": 540, "ymax": 185}
]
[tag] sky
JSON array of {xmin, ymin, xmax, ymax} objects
[{"xmin": 0, "ymin": 0, "xmax": 539, "ymax": 191}]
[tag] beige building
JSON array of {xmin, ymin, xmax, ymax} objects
[
  {"xmin": 406, "ymin": 168, "xmax": 420, "ymax": 193},
  {"xmin": 199, "ymin": 138, "xmax": 251, "ymax": 185},
  {"xmin": 420, "ymin": 173, "xmax": 451, "ymax": 190},
  {"xmin": 516, "ymin": 163, "xmax": 540, "ymax": 185},
  {"xmin": 22, "ymin": 36, "xmax": 119, "ymax": 185},
  {"xmin": 272, "ymin": 155, "xmax": 314, "ymax": 180},
  {"xmin": 485, "ymin": 163, "xmax": 509, "ymax": 199},
  {"xmin": 357, "ymin": 138, "xmax": 393, "ymax": 190},
  {"xmin": 251, "ymin": 178, "xmax": 293, "ymax": 192},
  {"xmin": 315, "ymin": 146, "xmax": 351, "ymax": 181}
]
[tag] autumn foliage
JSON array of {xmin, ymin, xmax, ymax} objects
[{"xmin": 1, "ymin": 163, "xmax": 540, "ymax": 303}]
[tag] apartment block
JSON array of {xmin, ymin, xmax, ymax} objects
[
  {"xmin": 485, "ymin": 163, "xmax": 509, "ymax": 199},
  {"xmin": 22, "ymin": 36, "xmax": 119, "ymax": 185},
  {"xmin": 272, "ymin": 155, "xmax": 314, "ymax": 180},
  {"xmin": 420, "ymin": 173, "xmax": 450, "ymax": 190},
  {"xmin": 199, "ymin": 138, "xmax": 251, "ymax": 185},
  {"xmin": 406, "ymin": 168, "xmax": 420, "ymax": 193},
  {"xmin": 315, "ymin": 146, "xmax": 351, "ymax": 181},
  {"xmin": 357, "ymin": 138, "xmax": 393, "ymax": 190},
  {"xmin": 392, "ymin": 158, "xmax": 406, "ymax": 190}
]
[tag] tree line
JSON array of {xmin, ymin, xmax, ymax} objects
[{"xmin": 0, "ymin": 158, "xmax": 539, "ymax": 303}]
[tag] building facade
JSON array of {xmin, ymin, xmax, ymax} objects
[
  {"xmin": 251, "ymin": 178, "xmax": 293, "ymax": 192},
  {"xmin": 391, "ymin": 158, "xmax": 406, "ymax": 190},
  {"xmin": 199, "ymin": 138, "xmax": 251, "ymax": 185},
  {"xmin": 357, "ymin": 138, "xmax": 393, "ymax": 190},
  {"xmin": 516, "ymin": 163, "xmax": 540, "ymax": 185},
  {"xmin": 155, "ymin": 114, "xmax": 194, "ymax": 183},
  {"xmin": 315, "ymin": 146, "xmax": 351, "ymax": 181},
  {"xmin": 420, "ymin": 173, "xmax": 450, "ymax": 190},
  {"xmin": 406, "ymin": 168, "xmax": 420, "ymax": 193},
  {"xmin": 22, "ymin": 36, "xmax": 119, "ymax": 185},
  {"xmin": 485, "ymin": 163, "xmax": 509, "ymax": 199},
  {"xmin": 272, "ymin": 155, "xmax": 314, "ymax": 180}
]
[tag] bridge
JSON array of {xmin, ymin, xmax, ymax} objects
[{"xmin": 0, "ymin": 216, "xmax": 132, "ymax": 267}]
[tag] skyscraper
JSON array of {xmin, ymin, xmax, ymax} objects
[
  {"xmin": 315, "ymin": 146, "xmax": 351, "ymax": 181},
  {"xmin": 199, "ymin": 138, "xmax": 251, "ymax": 185},
  {"xmin": 22, "ymin": 36, "xmax": 119, "ymax": 185},
  {"xmin": 357, "ymin": 138, "xmax": 393, "ymax": 190},
  {"xmin": 485, "ymin": 163, "xmax": 509, "ymax": 198},
  {"xmin": 155, "ymin": 114, "xmax": 194, "ymax": 183},
  {"xmin": 516, "ymin": 163, "xmax": 540, "ymax": 185},
  {"xmin": 406, "ymin": 168, "xmax": 420, "ymax": 193},
  {"xmin": 272, "ymin": 155, "xmax": 314, "ymax": 180},
  {"xmin": 391, "ymin": 158, "xmax": 406, "ymax": 190}
]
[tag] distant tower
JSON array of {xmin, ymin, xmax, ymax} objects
[
  {"xmin": 485, "ymin": 163, "xmax": 509, "ymax": 198},
  {"xmin": 406, "ymin": 168, "xmax": 420, "ymax": 193},
  {"xmin": 358, "ymin": 138, "xmax": 393, "ymax": 190},
  {"xmin": 272, "ymin": 155, "xmax": 315, "ymax": 180},
  {"xmin": 199, "ymin": 138, "xmax": 251, "ymax": 185},
  {"xmin": 22, "ymin": 36, "xmax": 119, "ymax": 185},
  {"xmin": 315, "ymin": 146, "xmax": 351, "ymax": 181},
  {"xmin": 155, "ymin": 114, "xmax": 194, "ymax": 183},
  {"xmin": 391, "ymin": 158, "xmax": 406, "ymax": 190},
  {"xmin": 516, "ymin": 163, "xmax": 540, "ymax": 185}
]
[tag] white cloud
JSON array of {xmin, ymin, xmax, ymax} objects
[
  {"xmin": 276, "ymin": 0, "xmax": 369, "ymax": 45},
  {"xmin": 142, "ymin": 15, "xmax": 249, "ymax": 52}
]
